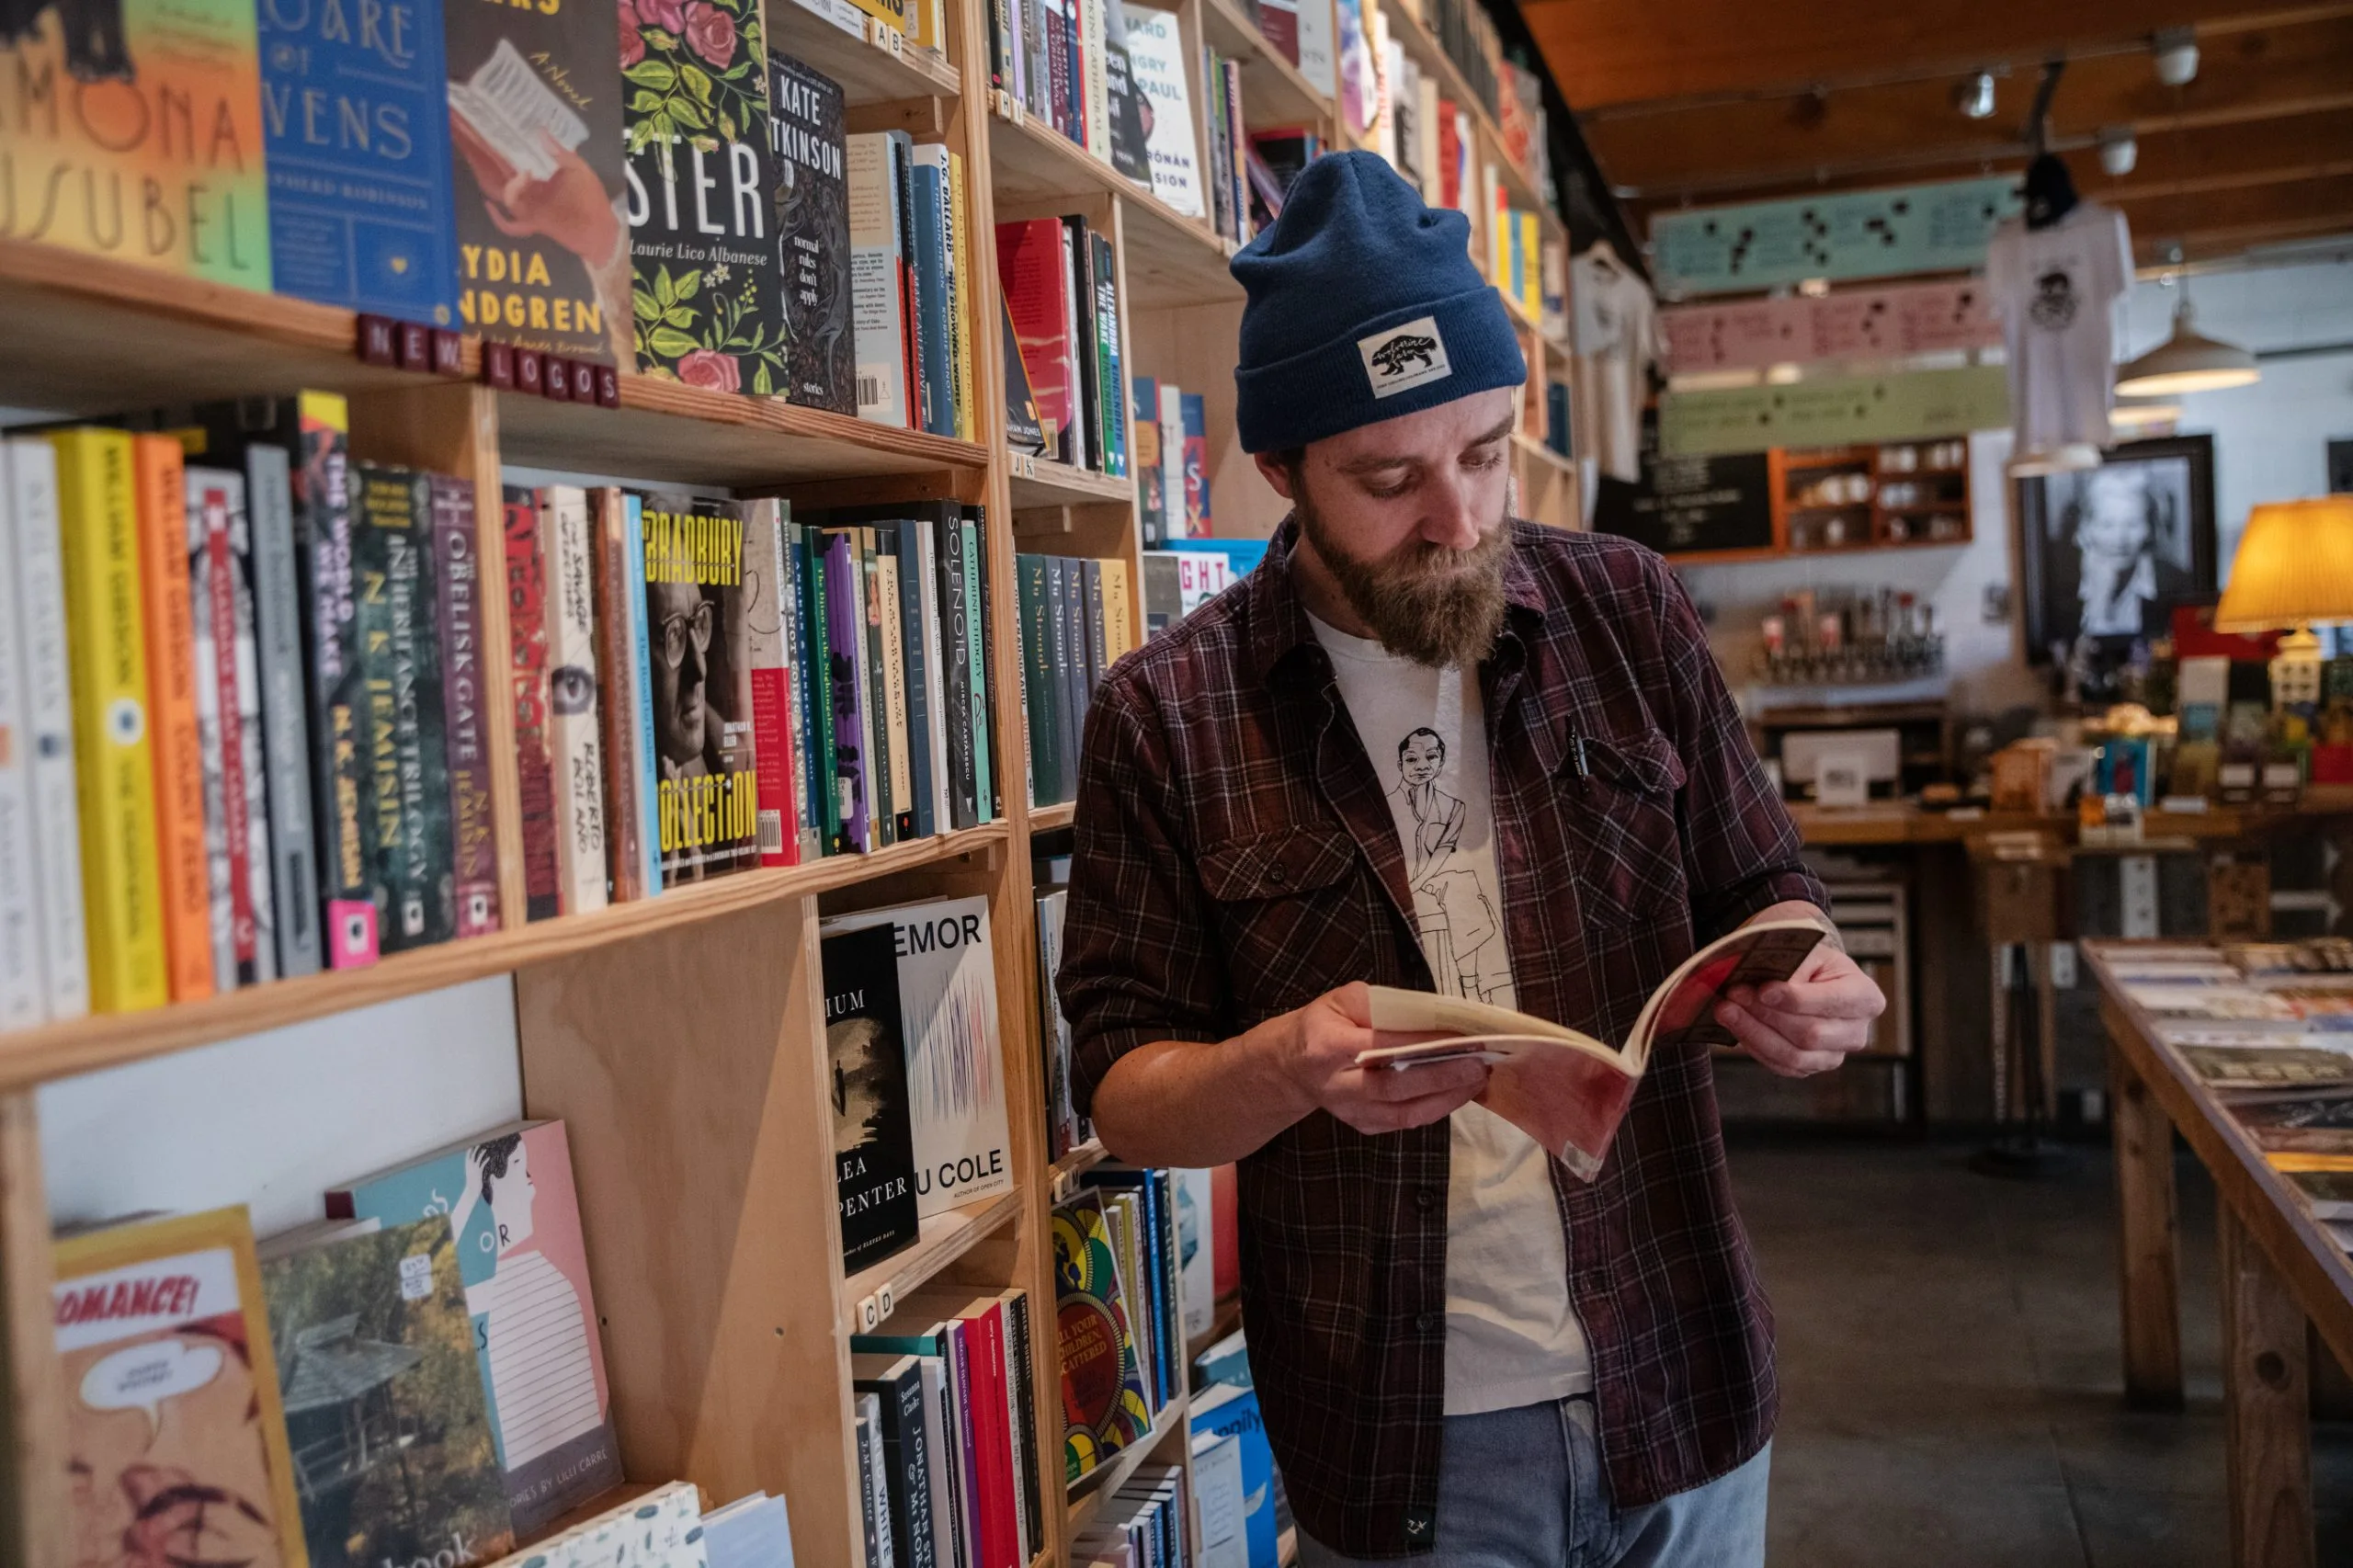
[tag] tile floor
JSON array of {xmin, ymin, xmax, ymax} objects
[{"xmin": 1731, "ymin": 1135, "xmax": 2353, "ymax": 1566}]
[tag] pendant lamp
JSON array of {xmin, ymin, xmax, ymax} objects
[{"xmin": 2116, "ymin": 294, "xmax": 2260, "ymax": 396}]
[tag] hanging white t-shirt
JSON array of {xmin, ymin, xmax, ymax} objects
[
  {"xmin": 1309, "ymin": 612, "xmax": 1594, "ymax": 1415},
  {"xmin": 1985, "ymin": 201, "xmax": 2135, "ymax": 459},
  {"xmin": 1570, "ymin": 247, "xmax": 1659, "ymax": 485}
]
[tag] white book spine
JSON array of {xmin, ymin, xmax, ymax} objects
[
  {"xmin": 847, "ymin": 133, "xmax": 913, "ymax": 429},
  {"xmin": 5, "ymin": 441, "xmax": 86, "ymax": 1021},
  {"xmin": 1156, "ymin": 384, "xmax": 1185, "ymax": 536},
  {"xmin": 915, "ymin": 1358, "xmax": 962, "ymax": 1568},
  {"xmin": 543, "ymin": 487, "xmax": 608, "ymax": 915},
  {"xmin": 1083, "ymin": 0, "xmax": 1111, "ymax": 163},
  {"xmin": 0, "ymin": 447, "xmax": 44, "ymax": 1028},
  {"xmin": 1295, "ymin": 0, "xmax": 1336, "ymax": 97}
]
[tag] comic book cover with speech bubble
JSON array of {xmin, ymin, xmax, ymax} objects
[
  {"xmin": 52, "ymin": 1208, "xmax": 307, "ymax": 1568},
  {"xmin": 1358, "ymin": 921, "xmax": 1825, "ymax": 1179}
]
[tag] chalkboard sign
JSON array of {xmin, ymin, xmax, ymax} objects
[{"xmin": 1593, "ymin": 411, "xmax": 1775, "ymax": 556}]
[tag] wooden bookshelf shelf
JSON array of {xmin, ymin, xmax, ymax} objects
[
  {"xmin": 1048, "ymin": 1140, "xmax": 1108, "ymax": 1192},
  {"xmin": 0, "ymin": 824, "xmax": 1011, "ymax": 1095},
  {"xmin": 1007, "ymin": 455, "xmax": 1137, "ymax": 509},
  {"xmin": 1067, "ymin": 1390, "xmax": 1191, "ymax": 1511},
  {"xmin": 1373, "ymin": 0, "xmax": 1556, "ymax": 233},
  {"xmin": 784, "ymin": 18, "xmax": 961, "ymax": 104},
  {"xmin": 1029, "ymin": 801, "xmax": 1077, "ymax": 832},
  {"xmin": 1513, "ymin": 430, "xmax": 1574, "ymax": 476},
  {"xmin": 1199, "ymin": 0, "xmax": 1336, "ymax": 131},
  {"xmin": 847, "ymin": 1187, "xmax": 1025, "ymax": 1324}
]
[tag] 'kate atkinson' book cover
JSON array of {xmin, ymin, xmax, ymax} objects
[
  {"xmin": 621, "ymin": 0, "xmax": 786, "ymax": 391},
  {"xmin": 1051, "ymin": 1188, "xmax": 1151, "ymax": 1482},
  {"xmin": 824, "ymin": 897, "xmax": 1013, "ymax": 1220},
  {"xmin": 326, "ymin": 1120, "xmax": 622, "ymax": 1533},
  {"xmin": 639, "ymin": 494, "xmax": 761, "ymax": 881},
  {"xmin": 52, "ymin": 1209, "xmax": 306, "ymax": 1568},
  {"xmin": 259, "ymin": 1215, "xmax": 516, "ymax": 1568},
  {"xmin": 0, "ymin": 0, "xmax": 271, "ymax": 288},
  {"xmin": 353, "ymin": 465, "xmax": 455, "ymax": 952},
  {"xmin": 257, "ymin": 0, "xmax": 460, "ymax": 323},
  {"xmin": 444, "ymin": 0, "xmax": 627, "ymax": 359},
  {"xmin": 769, "ymin": 51, "xmax": 853, "ymax": 415},
  {"xmin": 823, "ymin": 919, "xmax": 921, "ymax": 1273}
]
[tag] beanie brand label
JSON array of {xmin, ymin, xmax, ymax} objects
[{"xmin": 1358, "ymin": 317, "xmax": 1453, "ymax": 399}]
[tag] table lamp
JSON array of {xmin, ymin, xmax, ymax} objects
[{"xmin": 2212, "ymin": 494, "xmax": 2353, "ymax": 710}]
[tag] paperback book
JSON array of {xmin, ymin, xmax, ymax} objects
[
  {"xmin": 353, "ymin": 465, "xmax": 456, "ymax": 951},
  {"xmin": 641, "ymin": 494, "xmax": 763, "ymax": 881},
  {"xmin": 823, "ymin": 919, "xmax": 922, "ymax": 1272},
  {"xmin": 1358, "ymin": 922, "xmax": 1826, "ymax": 1178},
  {"xmin": 185, "ymin": 465, "xmax": 278, "ymax": 989},
  {"xmin": 1051, "ymin": 1188, "xmax": 1151, "ymax": 1480},
  {"xmin": 503, "ymin": 488, "xmax": 562, "ymax": 921},
  {"xmin": 431, "ymin": 476, "xmax": 500, "ymax": 936},
  {"xmin": 771, "ymin": 51, "xmax": 858, "ymax": 415}
]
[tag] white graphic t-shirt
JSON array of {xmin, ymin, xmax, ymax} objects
[
  {"xmin": 1310, "ymin": 612, "xmax": 1594, "ymax": 1415},
  {"xmin": 1986, "ymin": 201, "xmax": 2134, "ymax": 458}
]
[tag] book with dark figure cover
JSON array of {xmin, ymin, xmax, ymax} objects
[
  {"xmin": 622, "ymin": 0, "xmax": 787, "ymax": 390},
  {"xmin": 824, "ymin": 919, "xmax": 921, "ymax": 1272},
  {"xmin": 639, "ymin": 494, "xmax": 763, "ymax": 881},
  {"xmin": 820, "ymin": 528, "xmax": 871, "ymax": 855},
  {"xmin": 353, "ymin": 465, "xmax": 456, "ymax": 952},
  {"xmin": 259, "ymin": 1215, "xmax": 516, "ymax": 1568},
  {"xmin": 770, "ymin": 51, "xmax": 857, "ymax": 414},
  {"xmin": 444, "ymin": 0, "xmax": 628, "ymax": 358}
]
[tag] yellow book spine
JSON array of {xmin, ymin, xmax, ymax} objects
[
  {"xmin": 1098, "ymin": 557, "xmax": 1134, "ymax": 660},
  {"xmin": 48, "ymin": 429, "xmax": 167, "ymax": 1013}
]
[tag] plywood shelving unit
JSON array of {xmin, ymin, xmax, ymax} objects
[{"xmin": 0, "ymin": 0, "xmax": 1587, "ymax": 1562}]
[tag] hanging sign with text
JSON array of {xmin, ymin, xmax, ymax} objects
[
  {"xmin": 1660, "ymin": 278, "xmax": 2000, "ymax": 374},
  {"xmin": 1652, "ymin": 176, "xmax": 2021, "ymax": 296},
  {"xmin": 1659, "ymin": 365, "xmax": 2010, "ymax": 456}
]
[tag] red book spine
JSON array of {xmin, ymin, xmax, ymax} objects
[
  {"xmin": 751, "ymin": 666, "xmax": 798, "ymax": 868},
  {"xmin": 504, "ymin": 494, "xmax": 561, "ymax": 921},
  {"xmin": 197, "ymin": 484, "xmax": 258, "ymax": 983},
  {"xmin": 996, "ymin": 220, "xmax": 1074, "ymax": 451},
  {"xmin": 967, "ymin": 1303, "xmax": 1019, "ymax": 1568}
]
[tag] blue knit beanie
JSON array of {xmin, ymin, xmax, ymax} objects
[{"xmin": 1231, "ymin": 151, "xmax": 1526, "ymax": 455}]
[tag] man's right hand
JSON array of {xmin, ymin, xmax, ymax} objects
[{"xmin": 1273, "ymin": 982, "xmax": 1490, "ymax": 1136}]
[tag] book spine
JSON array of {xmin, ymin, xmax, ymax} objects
[
  {"xmin": 0, "ymin": 451, "xmax": 41, "ymax": 1028},
  {"xmin": 944, "ymin": 1324, "xmax": 986, "ymax": 1568},
  {"xmin": 130, "ymin": 437, "xmax": 212, "ymax": 1004},
  {"xmin": 290, "ymin": 400, "xmax": 377, "ymax": 967},
  {"xmin": 1051, "ymin": 559, "xmax": 1084, "ymax": 801},
  {"xmin": 627, "ymin": 496, "xmax": 664, "ymax": 896},
  {"xmin": 427, "ymin": 475, "xmax": 498, "ymax": 937},
  {"xmin": 931, "ymin": 516, "xmax": 974, "ymax": 832},
  {"xmin": 1045, "ymin": 0, "xmax": 1071, "ymax": 139},
  {"xmin": 858, "ymin": 531, "xmax": 892, "ymax": 848},
  {"xmin": 355, "ymin": 470, "xmax": 452, "ymax": 953},
  {"xmin": 49, "ymin": 431, "xmax": 165, "ymax": 1012},
  {"xmin": 908, "ymin": 152, "xmax": 952, "ymax": 438},
  {"xmin": 969, "ymin": 1307, "xmax": 1017, "ymax": 1568},
  {"xmin": 917, "ymin": 1359, "xmax": 960, "ymax": 1568},
  {"xmin": 6, "ymin": 444, "xmax": 87, "ymax": 1021},
  {"xmin": 1063, "ymin": 220, "xmax": 1100, "ymax": 471},
  {"xmin": 1015, "ymin": 558, "xmax": 1059, "ymax": 806},
  {"xmin": 747, "ymin": 499, "xmax": 800, "ymax": 868},
  {"xmin": 1099, "ymin": 557, "xmax": 1133, "ymax": 663},
  {"xmin": 1082, "ymin": 0, "xmax": 1108, "ymax": 160},
  {"xmin": 972, "ymin": 517, "xmax": 1002, "ymax": 824},
  {"xmin": 1090, "ymin": 232, "xmax": 1125, "ymax": 479},
  {"xmin": 189, "ymin": 469, "xmax": 271, "ymax": 989},
  {"xmin": 947, "ymin": 151, "xmax": 972, "ymax": 444},
  {"xmin": 242, "ymin": 445, "xmax": 321, "ymax": 976},
  {"xmin": 1000, "ymin": 1290, "xmax": 1042, "ymax": 1562},
  {"xmin": 803, "ymin": 528, "xmax": 841, "ymax": 852},
  {"xmin": 504, "ymin": 489, "xmax": 561, "ymax": 922},
  {"xmin": 1081, "ymin": 558, "xmax": 1108, "ymax": 699},
  {"xmin": 961, "ymin": 520, "xmax": 993, "ymax": 824},
  {"xmin": 877, "ymin": 533, "xmax": 917, "ymax": 842},
  {"xmin": 542, "ymin": 488, "xmax": 608, "ymax": 915},
  {"xmin": 894, "ymin": 524, "xmax": 935, "ymax": 841},
  {"xmin": 857, "ymin": 1405, "xmax": 884, "ymax": 1568},
  {"xmin": 592, "ymin": 490, "xmax": 644, "ymax": 904},
  {"xmin": 892, "ymin": 137, "xmax": 925, "ymax": 437},
  {"xmin": 821, "ymin": 531, "xmax": 870, "ymax": 853},
  {"xmin": 788, "ymin": 522, "xmax": 828, "ymax": 854},
  {"xmin": 915, "ymin": 523, "xmax": 950, "ymax": 835},
  {"xmin": 847, "ymin": 132, "xmax": 914, "ymax": 428}
]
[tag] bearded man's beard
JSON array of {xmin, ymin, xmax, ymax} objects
[{"xmin": 1293, "ymin": 486, "xmax": 1512, "ymax": 669}]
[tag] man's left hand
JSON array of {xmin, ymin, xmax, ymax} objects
[{"xmin": 1714, "ymin": 932, "xmax": 1886, "ymax": 1077}]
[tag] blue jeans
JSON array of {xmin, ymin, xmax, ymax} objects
[{"xmin": 1295, "ymin": 1397, "xmax": 1770, "ymax": 1568}]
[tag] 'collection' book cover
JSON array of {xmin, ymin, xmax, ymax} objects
[
  {"xmin": 325, "ymin": 1119, "xmax": 622, "ymax": 1533},
  {"xmin": 444, "ymin": 0, "xmax": 628, "ymax": 358},
  {"xmin": 621, "ymin": 0, "xmax": 786, "ymax": 391},
  {"xmin": 769, "ymin": 51, "xmax": 854, "ymax": 415},
  {"xmin": 0, "ymin": 0, "xmax": 272, "ymax": 288},
  {"xmin": 257, "ymin": 0, "xmax": 460, "ymax": 322},
  {"xmin": 52, "ymin": 1208, "xmax": 307, "ymax": 1568},
  {"xmin": 260, "ymin": 1215, "xmax": 515, "ymax": 1568},
  {"xmin": 824, "ymin": 919, "xmax": 921, "ymax": 1272},
  {"xmin": 638, "ymin": 494, "xmax": 761, "ymax": 881}
]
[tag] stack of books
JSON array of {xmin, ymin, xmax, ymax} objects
[
  {"xmin": 998, "ymin": 218, "xmax": 1129, "ymax": 477},
  {"xmin": 1015, "ymin": 553, "xmax": 1138, "ymax": 808}
]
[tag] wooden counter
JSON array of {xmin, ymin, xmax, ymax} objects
[{"xmin": 1788, "ymin": 785, "xmax": 2353, "ymax": 846}]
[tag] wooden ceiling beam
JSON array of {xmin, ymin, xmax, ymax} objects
[
  {"xmin": 1581, "ymin": 13, "xmax": 2353, "ymax": 198},
  {"xmin": 1524, "ymin": 0, "xmax": 2352, "ymax": 112},
  {"xmin": 2109, "ymin": 171, "xmax": 2353, "ymax": 257}
]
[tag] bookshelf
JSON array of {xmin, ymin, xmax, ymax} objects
[{"xmin": 0, "ymin": 0, "xmax": 1591, "ymax": 1564}]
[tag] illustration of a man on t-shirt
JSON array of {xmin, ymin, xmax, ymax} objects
[{"xmin": 1392, "ymin": 727, "xmax": 1508, "ymax": 1005}]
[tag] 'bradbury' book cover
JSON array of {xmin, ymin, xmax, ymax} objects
[
  {"xmin": 53, "ymin": 1208, "xmax": 307, "ymax": 1568},
  {"xmin": 637, "ymin": 493, "xmax": 761, "ymax": 882}
]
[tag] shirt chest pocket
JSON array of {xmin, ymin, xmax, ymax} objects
[
  {"xmin": 1559, "ymin": 728, "xmax": 1688, "ymax": 924},
  {"xmin": 1195, "ymin": 824, "xmax": 1373, "ymax": 1017}
]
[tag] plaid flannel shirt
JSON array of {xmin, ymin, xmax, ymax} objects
[{"xmin": 1059, "ymin": 520, "xmax": 1825, "ymax": 1558}]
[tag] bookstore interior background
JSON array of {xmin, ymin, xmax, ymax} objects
[{"xmin": 0, "ymin": 0, "xmax": 2351, "ymax": 1561}]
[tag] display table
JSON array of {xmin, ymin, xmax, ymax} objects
[
  {"xmin": 2087, "ymin": 942, "xmax": 2353, "ymax": 1568},
  {"xmin": 1789, "ymin": 784, "xmax": 2353, "ymax": 847}
]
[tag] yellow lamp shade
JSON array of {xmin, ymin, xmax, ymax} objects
[{"xmin": 2212, "ymin": 495, "xmax": 2353, "ymax": 632}]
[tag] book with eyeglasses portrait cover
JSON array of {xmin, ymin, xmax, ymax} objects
[
  {"xmin": 638, "ymin": 494, "xmax": 762, "ymax": 883},
  {"xmin": 1356, "ymin": 921, "xmax": 1825, "ymax": 1179}
]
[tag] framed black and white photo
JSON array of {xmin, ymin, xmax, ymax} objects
[{"xmin": 2017, "ymin": 434, "xmax": 2218, "ymax": 662}]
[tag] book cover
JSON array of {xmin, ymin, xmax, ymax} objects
[
  {"xmin": 891, "ymin": 1292, "xmax": 1016, "ymax": 1568},
  {"xmin": 798, "ymin": 526, "xmax": 841, "ymax": 851},
  {"xmin": 851, "ymin": 1352, "xmax": 937, "ymax": 1568},
  {"xmin": 1, "ymin": 0, "xmax": 270, "ymax": 288},
  {"xmin": 824, "ymin": 897, "xmax": 1014, "ymax": 1218},
  {"xmin": 1173, "ymin": 1165, "xmax": 1215, "ymax": 1339},
  {"xmin": 847, "ymin": 131, "xmax": 913, "ymax": 427},
  {"xmin": 1098, "ymin": 557, "xmax": 1133, "ymax": 663},
  {"xmin": 770, "ymin": 52, "xmax": 856, "ymax": 415},
  {"xmin": 52, "ymin": 1209, "xmax": 305, "ymax": 1568},
  {"xmin": 1087, "ymin": 229, "xmax": 1125, "ymax": 477},
  {"xmin": 857, "ymin": 1401, "xmax": 888, "ymax": 1568},
  {"xmin": 131, "ymin": 435, "xmax": 214, "ymax": 1003},
  {"xmin": 430, "ymin": 475, "xmax": 500, "ymax": 937},
  {"xmin": 1063, "ymin": 218, "xmax": 1100, "ymax": 471},
  {"xmin": 540, "ymin": 487, "xmax": 608, "ymax": 915},
  {"xmin": 1139, "ymin": 551, "xmax": 1181, "ymax": 639},
  {"xmin": 244, "ymin": 443, "xmax": 324, "ymax": 978},
  {"xmin": 1131, "ymin": 377, "xmax": 1164, "ymax": 544},
  {"xmin": 325, "ymin": 1120, "xmax": 623, "ymax": 1531},
  {"xmin": 1002, "ymin": 298, "xmax": 1048, "ymax": 456},
  {"xmin": 821, "ymin": 528, "xmax": 871, "ymax": 854},
  {"xmin": 3, "ymin": 440, "xmax": 90, "ymax": 1020},
  {"xmin": 506, "ymin": 1481, "xmax": 703, "ymax": 1568},
  {"xmin": 875, "ymin": 536, "xmax": 914, "ymax": 841},
  {"xmin": 622, "ymin": 0, "xmax": 786, "ymax": 391},
  {"xmin": 824, "ymin": 919, "xmax": 922, "ymax": 1272},
  {"xmin": 444, "ymin": 0, "xmax": 628, "ymax": 358},
  {"xmin": 503, "ymin": 489, "xmax": 561, "ymax": 922},
  {"xmin": 745, "ymin": 498, "xmax": 800, "ymax": 867},
  {"xmin": 1101, "ymin": 0, "xmax": 1149, "ymax": 183},
  {"xmin": 995, "ymin": 220, "xmax": 1077, "ymax": 465},
  {"xmin": 1294, "ymin": 0, "xmax": 1336, "ymax": 96},
  {"xmin": 1014, "ymin": 557, "xmax": 1060, "ymax": 807},
  {"xmin": 1051, "ymin": 1190, "xmax": 1150, "ymax": 1478},
  {"xmin": 590, "ymin": 489, "xmax": 648, "ymax": 903},
  {"xmin": 0, "ymin": 446, "xmax": 40, "ymax": 1027},
  {"xmin": 49, "ymin": 428, "xmax": 167, "ymax": 1013},
  {"xmin": 354, "ymin": 466, "xmax": 455, "ymax": 952},
  {"xmin": 258, "ymin": 0, "xmax": 460, "ymax": 322},
  {"xmin": 186, "ymin": 464, "xmax": 278, "ymax": 990},
  {"xmin": 1190, "ymin": 1382, "xmax": 1277, "ymax": 1568},
  {"xmin": 259, "ymin": 1216, "xmax": 516, "ymax": 1568},
  {"xmin": 640, "ymin": 494, "xmax": 762, "ymax": 881},
  {"xmin": 906, "ymin": 146, "xmax": 954, "ymax": 437}
]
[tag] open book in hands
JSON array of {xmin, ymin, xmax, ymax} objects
[{"xmin": 1355, "ymin": 921, "xmax": 1828, "ymax": 1180}]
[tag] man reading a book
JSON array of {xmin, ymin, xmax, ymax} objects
[{"xmin": 1059, "ymin": 153, "xmax": 1884, "ymax": 1567}]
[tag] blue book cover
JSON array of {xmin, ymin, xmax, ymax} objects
[
  {"xmin": 258, "ymin": 0, "xmax": 460, "ymax": 323},
  {"xmin": 1190, "ymin": 1382, "xmax": 1278, "ymax": 1568},
  {"xmin": 907, "ymin": 150, "xmax": 955, "ymax": 437},
  {"xmin": 625, "ymin": 494, "xmax": 662, "ymax": 897}
]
